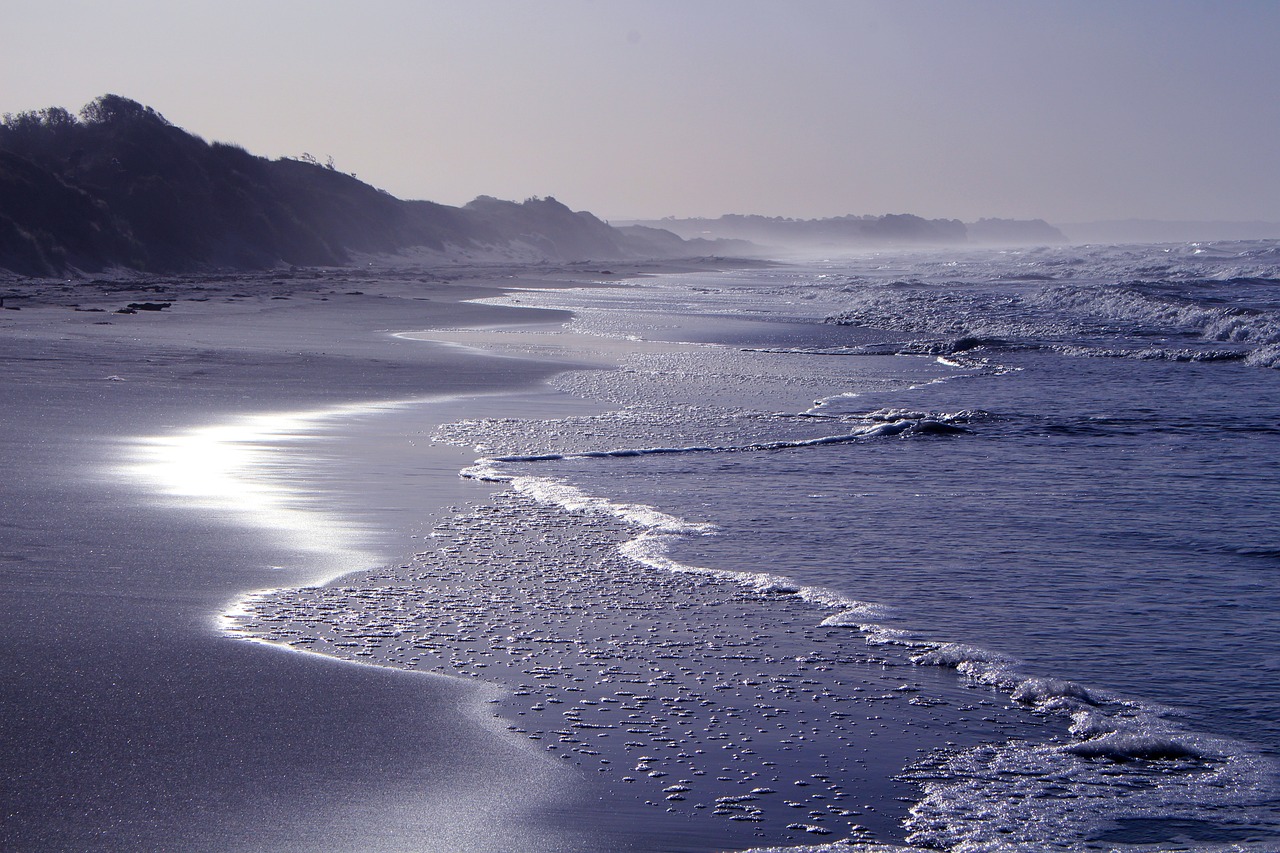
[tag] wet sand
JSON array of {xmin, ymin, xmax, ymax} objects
[
  {"xmin": 236, "ymin": 484, "xmax": 1035, "ymax": 851},
  {"xmin": 0, "ymin": 261, "xmax": 710, "ymax": 852},
  {"xmin": 0, "ymin": 259, "xmax": 1034, "ymax": 852}
]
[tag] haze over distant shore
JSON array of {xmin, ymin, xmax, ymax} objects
[
  {"xmin": 618, "ymin": 214, "xmax": 1067, "ymax": 252},
  {"xmin": 3, "ymin": 95, "xmax": 1088, "ymax": 279},
  {"xmin": 1056, "ymin": 219, "xmax": 1280, "ymax": 245}
]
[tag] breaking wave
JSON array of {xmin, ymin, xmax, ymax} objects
[{"xmin": 826, "ymin": 276, "xmax": 1280, "ymax": 370}]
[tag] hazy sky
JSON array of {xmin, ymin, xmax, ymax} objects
[{"xmin": 4, "ymin": 0, "xmax": 1278, "ymax": 224}]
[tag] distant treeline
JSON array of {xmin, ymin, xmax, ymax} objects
[
  {"xmin": 0, "ymin": 95, "xmax": 733, "ymax": 276},
  {"xmin": 621, "ymin": 214, "xmax": 1066, "ymax": 249}
]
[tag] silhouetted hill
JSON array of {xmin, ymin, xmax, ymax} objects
[
  {"xmin": 966, "ymin": 218, "xmax": 1066, "ymax": 245},
  {"xmin": 461, "ymin": 195, "xmax": 631, "ymax": 260},
  {"xmin": 0, "ymin": 95, "xmax": 711, "ymax": 276},
  {"xmin": 0, "ymin": 147, "xmax": 140, "ymax": 275},
  {"xmin": 621, "ymin": 213, "xmax": 1065, "ymax": 250},
  {"xmin": 611, "ymin": 224, "xmax": 755, "ymax": 258},
  {"xmin": 620, "ymin": 214, "xmax": 963, "ymax": 249}
]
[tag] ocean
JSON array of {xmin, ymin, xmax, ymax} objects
[{"xmin": 229, "ymin": 242, "xmax": 1280, "ymax": 851}]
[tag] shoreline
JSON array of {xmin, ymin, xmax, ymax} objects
[
  {"xmin": 9, "ymin": 251, "xmax": 1277, "ymax": 850},
  {"xmin": 249, "ymin": 262, "xmax": 1280, "ymax": 851},
  {"xmin": 213, "ymin": 288, "xmax": 1056, "ymax": 850},
  {"xmin": 0, "ymin": 258, "xmax": 745, "ymax": 852}
]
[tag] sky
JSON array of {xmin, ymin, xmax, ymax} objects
[{"xmin": 4, "ymin": 0, "xmax": 1279, "ymax": 224}]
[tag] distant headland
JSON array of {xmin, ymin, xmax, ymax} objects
[
  {"xmin": 617, "ymin": 214, "xmax": 1066, "ymax": 252},
  {"xmin": 2, "ymin": 95, "xmax": 1076, "ymax": 277}
]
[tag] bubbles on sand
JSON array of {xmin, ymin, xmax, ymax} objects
[
  {"xmin": 228, "ymin": 489, "xmax": 1045, "ymax": 847},
  {"xmin": 221, "ymin": 244, "xmax": 1280, "ymax": 849}
]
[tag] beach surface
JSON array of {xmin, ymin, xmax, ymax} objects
[
  {"xmin": 9, "ymin": 247, "xmax": 1275, "ymax": 853},
  {"xmin": 0, "ymin": 261, "xmax": 744, "ymax": 852}
]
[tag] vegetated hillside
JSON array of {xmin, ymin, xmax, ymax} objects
[
  {"xmin": 0, "ymin": 95, "xmax": 710, "ymax": 276},
  {"xmin": 966, "ymin": 217, "xmax": 1067, "ymax": 245},
  {"xmin": 622, "ymin": 213, "xmax": 1066, "ymax": 249}
]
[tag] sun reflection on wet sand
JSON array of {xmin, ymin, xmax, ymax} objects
[{"xmin": 120, "ymin": 398, "xmax": 436, "ymax": 639}]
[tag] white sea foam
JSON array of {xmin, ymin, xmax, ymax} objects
[
  {"xmin": 738, "ymin": 844, "xmax": 935, "ymax": 853},
  {"xmin": 466, "ymin": 456, "xmax": 890, "ymax": 632},
  {"xmin": 463, "ymin": 409, "xmax": 978, "ymax": 469},
  {"xmin": 818, "ymin": 606, "xmax": 895, "ymax": 626},
  {"xmin": 1030, "ymin": 283, "xmax": 1280, "ymax": 345},
  {"xmin": 888, "ymin": 628, "xmax": 1280, "ymax": 852},
  {"xmin": 456, "ymin": 407, "xmax": 980, "ymax": 630},
  {"xmin": 444, "ymin": 247, "xmax": 1280, "ymax": 847},
  {"xmin": 1245, "ymin": 342, "xmax": 1280, "ymax": 369},
  {"xmin": 903, "ymin": 725, "xmax": 1279, "ymax": 852},
  {"xmin": 1010, "ymin": 676, "xmax": 1099, "ymax": 709},
  {"xmin": 817, "ymin": 249, "xmax": 1280, "ymax": 370},
  {"xmin": 460, "ymin": 393, "xmax": 1279, "ymax": 848},
  {"xmin": 511, "ymin": 475, "xmax": 713, "ymax": 536},
  {"xmin": 495, "ymin": 451, "xmax": 1280, "ymax": 846},
  {"xmin": 909, "ymin": 642, "xmax": 1018, "ymax": 673},
  {"xmin": 215, "ymin": 585, "xmax": 413, "ymax": 671}
]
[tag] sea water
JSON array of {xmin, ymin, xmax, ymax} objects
[{"xmin": 437, "ymin": 242, "xmax": 1280, "ymax": 850}]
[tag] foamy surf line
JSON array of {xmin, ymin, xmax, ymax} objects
[
  {"xmin": 463, "ymin": 453, "xmax": 1280, "ymax": 850},
  {"xmin": 430, "ymin": 248, "xmax": 1280, "ymax": 849},
  {"xmin": 489, "ymin": 470, "xmax": 887, "ymax": 616},
  {"xmin": 467, "ymin": 412, "xmax": 974, "ymax": 470}
]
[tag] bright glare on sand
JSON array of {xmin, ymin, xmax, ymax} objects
[{"xmin": 122, "ymin": 401, "xmax": 417, "ymax": 594}]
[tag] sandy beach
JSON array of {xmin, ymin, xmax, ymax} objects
[
  {"xmin": 6, "ymin": 258, "xmax": 961, "ymax": 853},
  {"xmin": 12, "ymin": 254, "xmax": 1274, "ymax": 853},
  {"xmin": 3, "ymin": 259, "xmax": 911, "ymax": 853},
  {"xmin": 0, "ymin": 261, "xmax": 718, "ymax": 852},
  {"xmin": 5, "ymin": 4, "xmax": 1279, "ymax": 849}
]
